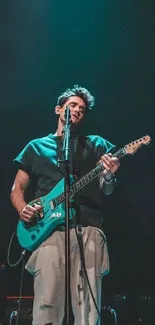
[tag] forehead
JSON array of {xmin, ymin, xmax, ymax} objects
[{"xmin": 65, "ymin": 96, "xmax": 86, "ymax": 108}]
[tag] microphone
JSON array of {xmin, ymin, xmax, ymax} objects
[{"xmin": 64, "ymin": 106, "xmax": 71, "ymax": 121}]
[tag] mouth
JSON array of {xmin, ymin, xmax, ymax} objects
[{"xmin": 72, "ymin": 114, "xmax": 79, "ymax": 120}]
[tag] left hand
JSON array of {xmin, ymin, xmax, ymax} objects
[{"xmin": 99, "ymin": 153, "xmax": 120, "ymax": 175}]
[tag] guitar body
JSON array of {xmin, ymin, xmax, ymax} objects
[{"xmin": 17, "ymin": 175, "xmax": 75, "ymax": 251}]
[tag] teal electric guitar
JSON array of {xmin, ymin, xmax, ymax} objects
[{"xmin": 17, "ymin": 135, "xmax": 151, "ymax": 251}]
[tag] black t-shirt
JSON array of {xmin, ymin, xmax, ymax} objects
[{"xmin": 14, "ymin": 133, "xmax": 115, "ymax": 229}]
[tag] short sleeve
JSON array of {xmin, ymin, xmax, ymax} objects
[
  {"xmin": 87, "ymin": 135, "xmax": 116, "ymax": 162},
  {"xmin": 14, "ymin": 142, "xmax": 34, "ymax": 178},
  {"xmin": 96, "ymin": 137, "xmax": 116, "ymax": 159}
]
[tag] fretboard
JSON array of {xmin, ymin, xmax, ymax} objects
[
  {"xmin": 54, "ymin": 147, "xmax": 126, "ymax": 206},
  {"xmin": 70, "ymin": 147, "xmax": 125, "ymax": 196}
]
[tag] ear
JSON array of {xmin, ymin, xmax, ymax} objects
[{"xmin": 55, "ymin": 105, "xmax": 62, "ymax": 116}]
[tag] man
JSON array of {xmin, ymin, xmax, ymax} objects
[{"xmin": 10, "ymin": 85, "xmax": 120, "ymax": 325}]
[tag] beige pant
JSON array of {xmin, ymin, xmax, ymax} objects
[{"xmin": 26, "ymin": 226, "xmax": 109, "ymax": 325}]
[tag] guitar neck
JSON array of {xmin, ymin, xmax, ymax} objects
[
  {"xmin": 54, "ymin": 134, "xmax": 150, "ymax": 205},
  {"xmin": 70, "ymin": 147, "xmax": 126, "ymax": 197}
]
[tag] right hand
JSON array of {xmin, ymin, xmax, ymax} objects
[{"xmin": 20, "ymin": 204, "xmax": 43, "ymax": 223}]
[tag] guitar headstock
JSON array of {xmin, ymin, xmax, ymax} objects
[{"xmin": 124, "ymin": 135, "xmax": 151, "ymax": 155}]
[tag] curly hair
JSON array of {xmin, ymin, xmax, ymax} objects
[{"xmin": 57, "ymin": 85, "xmax": 95, "ymax": 113}]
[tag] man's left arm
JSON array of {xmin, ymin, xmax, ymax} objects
[{"xmin": 98, "ymin": 153, "xmax": 120, "ymax": 195}]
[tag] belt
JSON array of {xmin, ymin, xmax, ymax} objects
[{"xmin": 55, "ymin": 223, "xmax": 82, "ymax": 232}]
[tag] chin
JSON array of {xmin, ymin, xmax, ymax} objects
[{"xmin": 71, "ymin": 118, "xmax": 80, "ymax": 124}]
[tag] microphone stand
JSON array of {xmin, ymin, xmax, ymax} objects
[{"xmin": 61, "ymin": 107, "xmax": 72, "ymax": 325}]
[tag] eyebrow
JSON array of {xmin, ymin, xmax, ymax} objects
[{"xmin": 70, "ymin": 101, "xmax": 85, "ymax": 110}]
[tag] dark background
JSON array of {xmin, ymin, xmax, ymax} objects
[{"xmin": 0, "ymin": 0, "xmax": 155, "ymax": 301}]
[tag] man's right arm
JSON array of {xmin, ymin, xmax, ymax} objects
[
  {"xmin": 10, "ymin": 169, "xmax": 42, "ymax": 222},
  {"xmin": 10, "ymin": 169, "xmax": 30, "ymax": 215}
]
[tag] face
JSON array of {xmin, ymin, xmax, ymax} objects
[{"xmin": 55, "ymin": 96, "xmax": 86, "ymax": 125}]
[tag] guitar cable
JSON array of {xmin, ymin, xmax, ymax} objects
[
  {"xmin": 6, "ymin": 231, "xmax": 27, "ymax": 325},
  {"xmin": 7, "ymin": 258, "xmax": 25, "ymax": 325},
  {"xmin": 7, "ymin": 231, "xmax": 26, "ymax": 267}
]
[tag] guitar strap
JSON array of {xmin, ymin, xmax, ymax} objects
[
  {"xmin": 57, "ymin": 135, "xmax": 95, "ymax": 179},
  {"xmin": 72, "ymin": 135, "xmax": 86, "ymax": 179},
  {"xmin": 56, "ymin": 136, "xmax": 86, "ymax": 178},
  {"xmin": 72, "ymin": 135, "xmax": 97, "ymax": 179}
]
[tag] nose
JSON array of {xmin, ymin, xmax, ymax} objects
[{"xmin": 73, "ymin": 106, "xmax": 80, "ymax": 115}]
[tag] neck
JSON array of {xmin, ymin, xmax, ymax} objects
[{"xmin": 56, "ymin": 119, "xmax": 64, "ymax": 136}]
